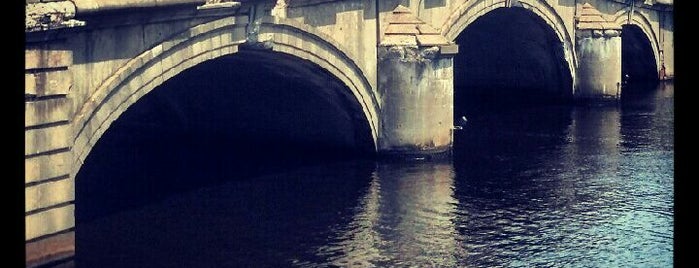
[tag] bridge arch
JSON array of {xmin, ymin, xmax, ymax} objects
[
  {"xmin": 440, "ymin": 0, "xmax": 576, "ymax": 85},
  {"xmin": 72, "ymin": 16, "xmax": 380, "ymax": 175},
  {"xmin": 612, "ymin": 7, "xmax": 661, "ymax": 75}
]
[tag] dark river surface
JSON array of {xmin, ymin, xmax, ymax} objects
[{"xmin": 76, "ymin": 82, "xmax": 673, "ymax": 267}]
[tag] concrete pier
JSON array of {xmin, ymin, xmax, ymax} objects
[
  {"xmin": 376, "ymin": 6, "xmax": 458, "ymax": 155},
  {"xmin": 574, "ymin": 3, "xmax": 623, "ymax": 99}
]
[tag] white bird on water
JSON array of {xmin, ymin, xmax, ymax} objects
[
  {"xmin": 459, "ymin": 116, "xmax": 468, "ymax": 126},
  {"xmin": 454, "ymin": 115, "xmax": 468, "ymax": 130}
]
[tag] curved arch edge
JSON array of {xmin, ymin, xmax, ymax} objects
[
  {"xmin": 256, "ymin": 16, "xmax": 380, "ymax": 149},
  {"xmin": 72, "ymin": 29, "xmax": 245, "ymax": 172},
  {"xmin": 440, "ymin": 0, "xmax": 576, "ymax": 92},
  {"xmin": 612, "ymin": 7, "xmax": 661, "ymax": 73},
  {"xmin": 72, "ymin": 16, "xmax": 380, "ymax": 175}
]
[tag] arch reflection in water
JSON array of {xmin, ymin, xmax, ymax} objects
[
  {"xmin": 76, "ymin": 83, "xmax": 672, "ymax": 267},
  {"xmin": 315, "ymin": 161, "xmax": 463, "ymax": 267}
]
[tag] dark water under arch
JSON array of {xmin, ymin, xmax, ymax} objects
[
  {"xmin": 453, "ymin": 7, "xmax": 574, "ymax": 117},
  {"xmin": 75, "ymin": 80, "xmax": 673, "ymax": 267}
]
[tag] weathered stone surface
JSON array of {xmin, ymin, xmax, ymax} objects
[
  {"xmin": 416, "ymin": 35, "xmax": 449, "ymax": 46},
  {"xmin": 26, "ymin": 204, "xmax": 74, "ymax": 240},
  {"xmin": 381, "ymin": 35, "xmax": 417, "ymax": 46},
  {"xmin": 575, "ymin": 34, "xmax": 622, "ymax": 98},
  {"xmin": 417, "ymin": 24, "xmax": 440, "ymax": 34},
  {"xmin": 592, "ymin": 30, "xmax": 603, "ymax": 38},
  {"xmin": 25, "ymin": 50, "xmax": 72, "ymax": 70},
  {"xmin": 25, "ymin": 98, "xmax": 70, "ymax": 127},
  {"xmin": 439, "ymin": 44, "xmax": 459, "ymax": 55},
  {"xmin": 25, "ymin": 1, "xmax": 84, "ymax": 32},
  {"xmin": 25, "ymin": 151, "xmax": 71, "ymax": 184},
  {"xmin": 380, "ymin": 5, "xmax": 452, "ymax": 50},
  {"xmin": 385, "ymin": 24, "xmax": 419, "ymax": 35},
  {"xmin": 576, "ymin": 3, "xmax": 621, "ymax": 30},
  {"xmin": 26, "ymin": 177, "xmax": 74, "ymax": 213},
  {"xmin": 378, "ymin": 6, "xmax": 456, "ymax": 154},
  {"xmin": 25, "ymin": 70, "xmax": 73, "ymax": 97},
  {"xmin": 419, "ymin": 46, "xmax": 440, "ymax": 59},
  {"xmin": 604, "ymin": 29, "xmax": 620, "ymax": 37},
  {"xmin": 378, "ymin": 53, "xmax": 454, "ymax": 154},
  {"xmin": 25, "ymin": 124, "xmax": 71, "ymax": 156},
  {"xmin": 26, "ymin": 231, "xmax": 74, "ymax": 268},
  {"xmin": 387, "ymin": 6, "xmax": 425, "ymax": 25},
  {"xmin": 197, "ymin": 0, "xmax": 241, "ymax": 10}
]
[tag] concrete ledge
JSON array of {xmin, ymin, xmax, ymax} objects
[
  {"xmin": 378, "ymin": 146, "xmax": 453, "ymax": 160},
  {"xmin": 439, "ymin": 44, "xmax": 459, "ymax": 55},
  {"xmin": 72, "ymin": 0, "xmax": 206, "ymax": 14},
  {"xmin": 197, "ymin": 1, "xmax": 240, "ymax": 10},
  {"xmin": 26, "ymin": 231, "xmax": 74, "ymax": 268}
]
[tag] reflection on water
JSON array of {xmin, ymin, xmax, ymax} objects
[
  {"xmin": 77, "ymin": 82, "xmax": 673, "ymax": 267},
  {"xmin": 311, "ymin": 162, "xmax": 462, "ymax": 267}
]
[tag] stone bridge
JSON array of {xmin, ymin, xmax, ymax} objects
[{"xmin": 25, "ymin": 0, "xmax": 673, "ymax": 266}]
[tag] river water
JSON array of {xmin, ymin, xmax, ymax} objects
[{"xmin": 76, "ymin": 82, "xmax": 673, "ymax": 267}]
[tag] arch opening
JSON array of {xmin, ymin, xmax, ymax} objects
[
  {"xmin": 75, "ymin": 50, "xmax": 375, "ymax": 223},
  {"xmin": 621, "ymin": 24, "xmax": 659, "ymax": 88},
  {"xmin": 453, "ymin": 7, "xmax": 573, "ymax": 117}
]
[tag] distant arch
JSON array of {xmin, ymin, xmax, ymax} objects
[
  {"xmin": 441, "ymin": 0, "xmax": 576, "ymax": 87},
  {"xmin": 613, "ymin": 7, "xmax": 661, "ymax": 73}
]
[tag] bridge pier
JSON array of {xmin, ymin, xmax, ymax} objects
[
  {"xmin": 376, "ymin": 6, "xmax": 458, "ymax": 156},
  {"xmin": 377, "ymin": 46, "xmax": 457, "ymax": 156},
  {"xmin": 574, "ymin": 3, "xmax": 623, "ymax": 100}
]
